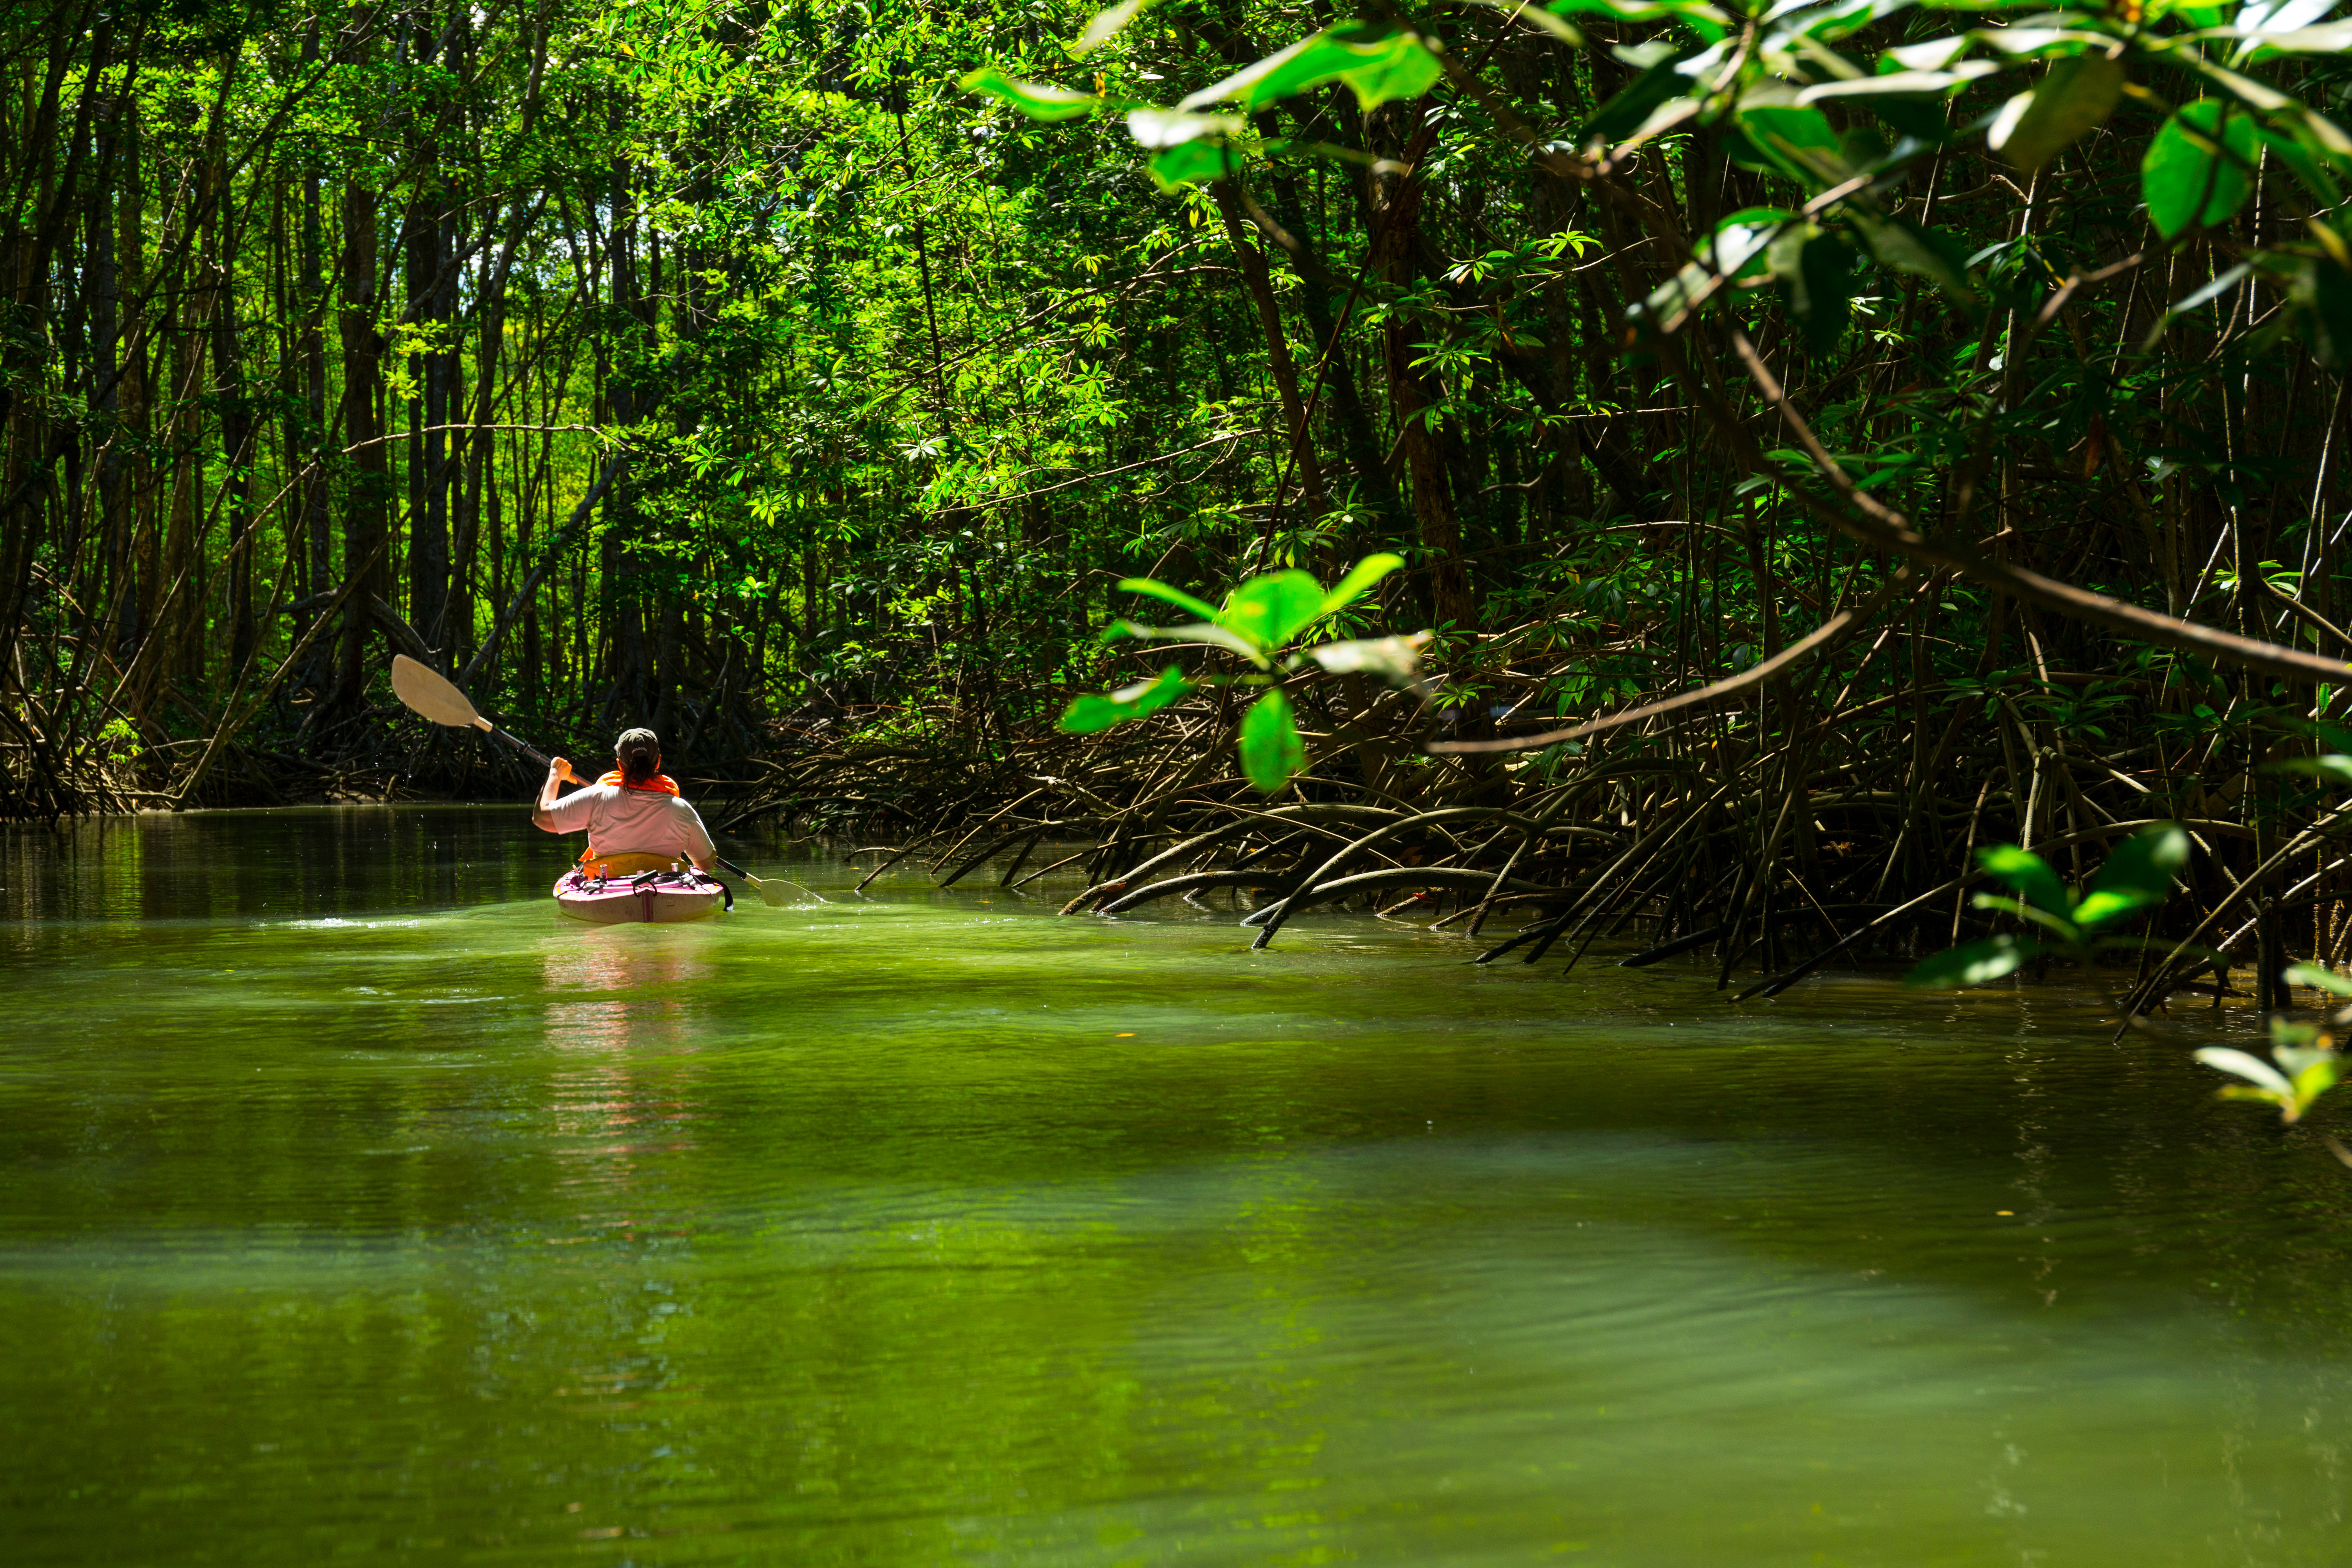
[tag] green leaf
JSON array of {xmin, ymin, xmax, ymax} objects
[
  {"xmin": 2089, "ymin": 822, "xmax": 2189, "ymax": 906},
  {"xmin": 1238, "ymin": 689, "xmax": 1307, "ymax": 793},
  {"xmin": 2195, "ymin": 1046, "xmax": 2296, "ymax": 1098},
  {"xmin": 1320, "ymin": 552, "xmax": 1406, "ymax": 615},
  {"xmin": 1219, "ymin": 570, "xmax": 1327, "ymax": 650},
  {"xmin": 2143, "ymin": 100, "xmax": 2259, "ymax": 239},
  {"xmin": 1579, "ymin": 49, "xmax": 1701, "ymax": 145},
  {"xmin": 2285, "ymin": 962, "xmax": 2352, "ymax": 998},
  {"xmin": 1072, "ymin": 0, "xmax": 1153, "ymax": 57},
  {"xmin": 1147, "ymin": 141, "xmax": 1234, "ymax": 190},
  {"xmin": 1767, "ymin": 225, "xmax": 1852, "ymax": 354},
  {"xmin": 1903, "ymin": 933, "xmax": 2043, "ymax": 989},
  {"xmin": 1304, "ymin": 632, "xmax": 1432, "ymax": 685},
  {"xmin": 1058, "ymin": 667, "xmax": 1194, "ymax": 733},
  {"xmin": 1178, "ymin": 21, "xmax": 1442, "ymax": 117},
  {"xmin": 2070, "ymin": 887, "xmax": 2156, "ymax": 930},
  {"xmin": 2290, "ymin": 1056, "xmax": 2341, "ymax": 1119},
  {"xmin": 2290, "ymin": 258, "xmax": 2352, "ymax": 371},
  {"xmin": 1978, "ymin": 843, "xmax": 2068, "ymax": 915},
  {"xmin": 960, "ymin": 68, "xmax": 1101, "ymax": 122},
  {"xmin": 1847, "ymin": 210, "xmax": 1977, "ymax": 304},
  {"xmin": 1737, "ymin": 105, "xmax": 1851, "ymax": 188},
  {"xmin": 1116, "ymin": 577, "xmax": 1222, "ymax": 621},
  {"xmin": 1549, "ymin": 0, "xmax": 1732, "ymax": 43},
  {"xmin": 1988, "ymin": 54, "xmax": 2125, "ymax": 173},
  {"xmin": 1104, "ymin": 619, "xmax": 1266, "ymax": 662},
  {"xmin": 1703, "ymin": 207, "xmax": 1790, "ymax": 281},
  {"xmin": 2270, "ymin": 752, "xmax": 2352, "ymax": 783}
]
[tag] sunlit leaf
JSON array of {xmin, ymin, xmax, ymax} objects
[
  {"xmin": 1179, "ymin": 21, "xmax": 1442, "ymax": 117},
  {"xmin": 1903, "ymin": 933, "xmax": 2042, "ymax": 989},
  {"xmin": 2069, "ymin": 887, "xmax": 2154, "ymax": 930},
  {"xmin": 1305, "ymin": 632, "xmax": 1432, "ymax": 685},
  {"xmin": 1978, "ymin": 844, "xmax": 2068, "ymax": 916},
  {"xmin": 1147, "ymin": 140, "xmax": 1233, "ymax": 189},
  {"xmin": 2089, "ymin": 822, "xmax": 2189, "ymax": 906},
  {"xmin": 961, "ymin": 67, "xmax": 1100, "ymax": 122},
  {"xmin": 1104, "ymin": 619, "xmax": 1265, "ymax": 662},
  {"xmin": 1116, "ymin": 577, "xmax": 1222, "ymax": 621},
  {"xmin": 2143, "ymin": 100, "xmax": 2259, "ymax": 238},
  {"xmin": 1989, "ymin": 54, "xmax": 2125, "ymax": 172},
  {"xmin": 1219, "ymin": 571, "xmax": 1327, "ymax": 649},
  {"xmin": 1320, "ymin": 552, "xmax": 1406, "ymax": 615},
  {"xmin": 1072, "ymin": 0, "xmax": 1153, "ymax": 57},
  {"xmin": 1238, "ymin": 689, "xmax": 1307, "ymax": 792},
  {"xmin": 2285, "ymin": 962, "xmax": 2352, "ymax": 998},
  {"xmin": 1737, "ymin": 105, "xmax": 1851, "ymax": 187},
  {"xmin": 1549, "ymin": 0, "xmax": 1732, "ymax": 44},
  {"xmin": 1579, "ymin": 49, "xmax": 1701, "ymax": 144},
  {"xmin": 2270, "ymin": 752, "xmax": 2352, "ymax": 782},
  {"xmin": 1058, "ymin": 667, "xmax": 1193, "ymax": 733},
  {"xmin": 2196, "ymin": 1046, "xmax": 2297, "ymax": 1097},
  {"xmin": 1127, "ymin": 107, "xmax": 1242, "ymax": 148}
]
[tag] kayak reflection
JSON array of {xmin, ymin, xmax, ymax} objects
[{"xmin": 539, "ymin": 927, "xmax": 715, "ymax": 1053}]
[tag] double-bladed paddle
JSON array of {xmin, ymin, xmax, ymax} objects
[{"xmin": 389, "ymin": 654, "xmax": 795, "ymax": 908}]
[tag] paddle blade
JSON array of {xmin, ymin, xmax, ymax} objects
[
  {"xmin": 756, "ymin": 878, "xmax": 789, "ymax": 909},
  {"xmin": 390, "ymin": 654, "xmax": 482, "ymax": 728}
]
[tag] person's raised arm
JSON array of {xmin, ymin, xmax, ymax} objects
[{"xmin": 531, "ymin": 757, "xmax": 580, "ymax": 833}]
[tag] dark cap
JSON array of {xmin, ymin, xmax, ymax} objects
[{"xmin": 616, "ymin": 727, "xmax": 660, "ymax": 767}]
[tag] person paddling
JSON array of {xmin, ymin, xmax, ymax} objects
[{"xmin": 532, "ymin": 727, "xmax": 717, "ymax": 875}]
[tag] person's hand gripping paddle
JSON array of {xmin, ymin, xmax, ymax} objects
[{"xmin": 388, "ymin": 654, "xmax": 796, "ymax": 907}]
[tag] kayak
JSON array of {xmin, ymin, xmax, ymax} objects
[{"xmin": 553, "ymin": 865, "xmax": 729, "ymax": 924}]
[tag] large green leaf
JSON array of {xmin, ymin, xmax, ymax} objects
[
  {"xmin": 1579, "ymin": 49, "xmax": 1702, "ymax": 144},
  {"xmin": 1104, "ymin": 618, "xmax": 1265, "ymax": 662},
  {"xmin": 1116, "ymin": 577, "xmax": 1221, "ymax": 621},
  {"xmin": 1320, "ymin": 552, "xmax": 1406, "ymax": 615},
  {"xmin": 2089, "ymin": 822, "xmax": 2189, "ymax": 906},
  {"xmin": 1219, "ymin": 571, "xmax": 1327, "ymax": 650},
  {"xmin": 1978, "ymin": 843, "xmax": 2068, "ymax": 916},
  {"xmin": 1738, "ymin": 105, "xmax": 1851, "ymax": 187},
  {"xmin": 961, "ymin": 68, "xmax": 1100, "ymax": 122},
  {"xmin": 1704, "ymin": 207, "xmax": 1790, "ymax": 281},
  {"xmin": 2143, "ymin": 100, "xmax": 2259, "ymax": 238},
  {"xmin": 1058, "ymin": 667, "xmax": 1193, "ymax": 734},
  {"xmin": 1179, "ymin": 22, "xmax": 1441, "ymax": 116},
  {"xmin": 2195, "ymin": 1046, "xmax": 2295, "ymax": 1098},
  {"xmin": 1847, "ymin": 210, "xmax": 1977, "ymax": 304},
  {"xmin": 2271, "ymin": 752, "xmax": 2352, "ymax": 782},
  {"xmin": 1238, "ymin": 689, "xmax": 1307, "ymax": 793},
  {"xmin": 2284, "ymin": 961, "xmax": 2352, "ymax": 999},
  {"xmin": 1989, "ymin": 54, "xmax": 2125, "ymax": 172},
  {"xmin": 1903, "ymin": 933, "xmax": 2043, "ymax": 989},
  {"xmin": 1767, "ymin": 225, "xmax": 1851, "ymax": 353},
  {"xmin": 1549, "ymin": 0, "xmax": 1732, "ymax": 43},
  {"xmin": 1072, "ymin": 0, "xmax": 1153, "ymax": 56},
  {"xmin": 2292, "ymin": 257, "xmax": 2352, "ymax": 370},
  {"xmin": 1147, "ymin": 141, "xmax": 1233, "ymax": 190}
]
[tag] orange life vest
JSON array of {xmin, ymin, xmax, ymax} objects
[
  {"xmin": 595, "ymin": 769, "xmax": 679, "ymax": 795},
  {"xmin": 576, "ymin": 770, "xmax": 686, "ymax": 862}
]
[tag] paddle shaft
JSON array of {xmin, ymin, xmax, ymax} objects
[{"xmin": 476, "ymin": 719, "xmax": 554, "ymax": 771}]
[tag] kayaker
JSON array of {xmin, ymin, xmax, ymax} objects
[{"xmin": 532, "ymin": 726, "xmax": 718, "ymax": 873}]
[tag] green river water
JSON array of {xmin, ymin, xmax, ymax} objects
[{"xmin": 4, "ymin": 806, "xmax": 2352, "ymax": 1566}]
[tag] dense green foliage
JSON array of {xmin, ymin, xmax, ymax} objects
[{"xmin": 10, "ymin": 0, "xmax": 2352, "ymax": 1011}]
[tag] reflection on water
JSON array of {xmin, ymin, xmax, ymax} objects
[{"xmin": 1, "ymin": 807, "xmax": 2350, "ymax": 1566}]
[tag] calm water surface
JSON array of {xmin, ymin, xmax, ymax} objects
[{"xmin": 3, "ymin": 806, "xmax": 2350, "ymax": 1566}]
